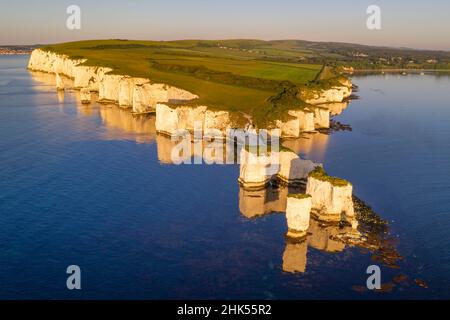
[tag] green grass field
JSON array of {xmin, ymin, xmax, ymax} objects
[{"xmin": 42, "ymin": 39, "xmax": 341, "ymax": 126}]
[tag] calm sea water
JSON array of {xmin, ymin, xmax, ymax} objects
[{"xmin": 1, "ymin": 55, "xmax": 449, "ymax": 299}]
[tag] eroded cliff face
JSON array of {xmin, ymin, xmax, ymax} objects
[
  {"xmin": 286, "ymin": 195, "xmax": 312, "ymax": 239},
  {"xmin": 306, "ymin": 175, "xmax": 355, "ymax": 224},
  {"xmin": 298, "ymin": 77, "xmax": 353, "ymax": 106},
  {"xmin": 27, "ymin": 49, "xmax": 199, "ymax": 112},
  {"xmin": 28, "ymin": 49, "xmax": 84, "ymax": 77},
  {"xmin": 238, "ymin": 149, "xmax": 321, "ymax": 190}
]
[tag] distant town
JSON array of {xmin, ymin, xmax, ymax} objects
[{"xmin": 0, "ymin": 45, "xmax": 37, "ymax": 55}]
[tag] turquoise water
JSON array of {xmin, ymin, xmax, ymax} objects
[{"xmin": 0, "ymin": 55, "xmax": 449, "ymax": 299}]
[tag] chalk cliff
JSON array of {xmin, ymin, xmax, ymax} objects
[{"xmin": 28, "ymin": 49, "xmax": 198, "ymax": 112}]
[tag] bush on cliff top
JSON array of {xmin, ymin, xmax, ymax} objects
[{"xmin": 308, "ymin": 166, "xmax": 350, "ymax": 187}]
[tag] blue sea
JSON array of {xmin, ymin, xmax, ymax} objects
[{"xmin": 1, "ymin": 55, "xmax": 449, "ymax": 299}]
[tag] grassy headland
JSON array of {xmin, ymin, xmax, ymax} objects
[{"xmin": 40, "ymin": 40, "xmax": 347, "ymax": 126}]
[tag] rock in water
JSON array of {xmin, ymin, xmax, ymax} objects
[
  {"xmin": 285, "ymin": 194, "xmax": 312, "ymax": 239},
  {"xmin": 80, "ymin": 88, "xmax": 91, "ymax": 104},
  {"xmin": 55, "ymin": 73, "xmax": 64, "ymax": 91},
  {"xmin": 306, "ymin": 166, "xmax": 355, "ymax": 225}
]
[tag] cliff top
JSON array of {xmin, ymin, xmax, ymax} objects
[{"xmin": 308, "ymin": 166, "xmax": 351, "ymax": 187}]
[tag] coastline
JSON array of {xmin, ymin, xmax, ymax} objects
[{"xmin": 27, "ymin": 48, "xmax": 354, "ymax": 139}]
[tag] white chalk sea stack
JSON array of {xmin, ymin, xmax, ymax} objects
[
  {"xmin": 306, "ymin": 167, "xmax": 355, "ymax": 224},
  {"xmin": 285, "ymin": 194, "xmax": 312, "ymax": 239}
]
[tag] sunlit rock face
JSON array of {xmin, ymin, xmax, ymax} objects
[
  {"xmin": 133, "ymin": 84, "xmax": 198, "ymax": 114},
  {"xmin": 278, "ymin": 151, "xmax": 321, "ymax": 185},
  {"xmin": 55, "ymin": 73, "xmax": 65, "ymax": 91},
  {"xmin": 238, "ymin": 148, "xmax": 321, "ymax": 190},
  {"xmin": 204, "ymin": 110, "xmax": 233, "ymax": 134},
  {"xmin": 155, "ymin": 104, "xmax": 236, "ymax": 138},
  {"xmin": 275, "ymin": 109, "xmax": 317, "ymax": 138},
  {"xmin": 275, "ymin": 117, "xmax": 300, "ymax": 138},
  {"xmin": 306, "ymin": 176, "xmax": 355, "ymax": 223},
  {"xmin": 286, "ymin": 195, "xmax": 312, "ymax": 239},
  {"xmin": 119, "ymin": 77, "xmax": 148, "ymax": 108},
  {"xmin": 282, "ymin": 240, "xmax": 307, "ymax": 273},
  {"xmin": 292, "ymin": 109, "xmax": 315, "ymax": 133},
  {"xmin": 302, "ymin": 86, "xmax": 352, "ymax": 105},
  {"xmin": 238, "ymin": 148, "xmax": 276, "ymax": 190},
  {"xmin": 299, "ymin": 78, "xmax": 353, "ymax": 105},
  {"xmin": 98, "ymin": 74, "xmax": 124, "ymax": 102},
  {"xmin": 313, "ymin": 107, "xmax": 330, "ymax": 129},
  {"xmin": 155, "ymin": 103, "xmax": 208, "ymax": 136},
  {"xmin": 73, "ymin": 65, "xmax": 109, "ymax": 91},
  {"xmin": 28, "ymin": 49, "xmax": 84, "ymax": 77},
  {"xmin": 80, "ymin": 88, "xmax": 91, "ymax": 104}
]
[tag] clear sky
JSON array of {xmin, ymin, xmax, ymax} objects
[{"xmin": 1, "ymin": 0, "xmax": 449, "ymax": 50}]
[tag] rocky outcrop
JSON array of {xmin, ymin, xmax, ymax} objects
[
  {"xmin": 28, "ymin": 49, "xmax": 84, "ymax": 77},
  {"xmin": 238, "ymin": 148, "xmax": 277, "ymax": 190},
  {"xmin": 204, "ymin": 110, "xmax": 233, "ymax": 135},
  {"xmin": 277, "ymin": 151, "xmax": 321, "ymax": 185},
  {"xmin": 80, "ymin": 88, "xmax": 91, "ymax": 104},
  {"xmin": 285, "ymin": 194, "xmax": 312, "ymax": 239},
  {"xmin": 302, "ymin": 86, "xmax": 352, "ymax": 105},
  {"xmin": 155, "ymin": 103, "xmax": 207, "ymax": 136},
  {"xmin": 299, "ymin": 77, "xmax": 353, "ymax": 105},
  {"xmin": 98, "ymin": 74, "xmax": 124, "ymax": 103},
  {"xmin": 133, "ymin": 84, "xmax": 198, "ymax": 114},
  {"xmin": 238, "ymin": 148, "xmax": 320, "ymax": 190},
  {"xmin": 306, "ymin": 167, "xmax": 356, "ymax": 226},
  {"xmin": 118, "ymin": 77, "xmax": 148, "ymax": 108},
  {"xmin": 275, "ymin": 109, "xmax": 315, "ymax": 138},
  {"xmin": 313, "ymin": 107, "xmax": 330, "ymax": 129},
  {"xmin": 55, "ymin": 73, "xmax": 64, "ymax": 91}
]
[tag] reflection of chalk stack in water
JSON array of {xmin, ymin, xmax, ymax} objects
[
  {"xmin": 55, "ymin": 73, "xmax": 65, "ymax": 91},
  {"xmin": 80, "ymin": 88, "xmax": 91, "ymax": 104},
  {"xmin": 238, "ymin": 146, "xmax": 360, "ymax": 274}
]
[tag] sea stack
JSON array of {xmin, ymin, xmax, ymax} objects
[
  {"xmin": 285, "ymin": 194, "xmax": 312, "ymax": 239},
  {"xmin": 55, "ymin": 73, "xmax": 64, "ymax": 91},
  {"xmin": 80, "ymin": 88, "xmax": 91, "ymax": 104},
  {"xmin": 306, "ymin": 167, "xmax": 355, "ymax": 225},
  {"xmin": 238, "ymin": 147, "xmax": 276, "ymax": 190}
]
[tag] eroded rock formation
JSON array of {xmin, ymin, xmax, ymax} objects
[
  {"xmin": 306, "ymin": 167, "xmax": 356, "ymax": 226},
  {"xmin": 285, "ymin": 194, "xmax": 312, "ymax": 239}
]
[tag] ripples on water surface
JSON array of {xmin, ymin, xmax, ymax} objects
[{"xmin": 0, "ymin": 55, "xmax": 449, "ymax": 299}]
